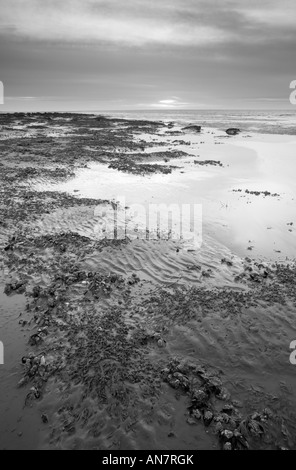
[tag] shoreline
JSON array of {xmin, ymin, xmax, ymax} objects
[
  {"xmin": 0, "ymin": 113, "xmax": 296, "ymax": 450},
  {"xmin": 1, "ymin": 109, "xmax": 296, "ymax": 136}
]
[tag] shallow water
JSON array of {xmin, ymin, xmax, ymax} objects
[
  {"xmin": 0, "ymin": 279, "xmax": 42, "ymax": 449},
  {"xmin": 34, "ymin": 128, "xmax": 296, "ymax": 261}
]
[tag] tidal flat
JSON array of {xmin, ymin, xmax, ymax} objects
[{"xmin": 0, "ymin": 112, "xmax": 296, "ymax": 450}]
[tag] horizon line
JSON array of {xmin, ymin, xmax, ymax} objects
[{"xmin": 1, "ymin": 107, "xmax": 295, "ymax": 114}]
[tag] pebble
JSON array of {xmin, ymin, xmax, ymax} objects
[{"xmin": 223, "ymin": 442, "xmax": 232, "ymax": 450}]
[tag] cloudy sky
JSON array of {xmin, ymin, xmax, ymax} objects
[{"xmin": 0, "ymin": 0, "xmax": 296, "ymax": 111}]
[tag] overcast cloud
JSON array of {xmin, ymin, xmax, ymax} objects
[{"xmin": 0, "ymin": 0, "xmax": 295, "ymax": 110}]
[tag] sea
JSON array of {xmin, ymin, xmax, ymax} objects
[{"xmin": 95, "ymin": 109, "xmax": 296, "ymax": 135}]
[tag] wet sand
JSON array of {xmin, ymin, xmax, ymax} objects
[{"xmin": 0, "ymin": 113, "xmax": 296, "ymax": 450}]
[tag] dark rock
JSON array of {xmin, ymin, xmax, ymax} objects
[
  {"xmin": 172, "ymin": 372, "xmax": 189, "ymax": 389},
  {"xmin": 226, "ymin": 128, "xmax": 240, "ymax": 135},
  {"xmin": 41, "ymin": 413, "xmax": 49, "ymax": 424},
  {"xmin": 231, "ymin": 430, "xmax": 249, "ymax": 450},
  {"xmin": 203, "ymin": 375, "xmax": 223, "ymax": 396},
  {"xmin": 192, "ymin": 409, "xmax": 202, "ymax": 420},
  {"xmin": 28, "ymin": 329, "xmax": 47, "ymax": 347},
  {"xmin": 194, "ymin": 160, "xmax": 223, "ymax": 167},
  {"xmin": 4, "ymin": 244, "xmax": 13, "ymax": 251},
  {"xmin": 223, "ymin": 442, "xmax": 232, "ymax": 450},
  {"xmin": 157, "ymin": 338, "xmax": 166, "ymax": 348},
  {"xmin": 4, "ymin": 281, "xmax": 25, "ymax": 295},
  {"xmin": 221, "ymin": 258, "xmax": 233, "ymax": 267},
  {"xmin": 215, "ymin": 422, "xmax": 224, "ymax": 434},
  {"xmin": 191, "ymin": 389, "xmax": 209, "ymax": 408},
  {"xmin": 203, "ymin": 410, "xmax": 214, "ymax": 426},
  {"xmin": 182, "ymin": 125, "xmax": 201, "ymax": 132},
  {"xmin": 28, "ymin": 333, "xmax": 43, "ymax": 346},
  {"xmin": 222, "ymin": 404, "xmax": 235, "ymax": 415},
  {"xmin": 220, "ymin": 429, "xmax": 233, "ymax": 440},
  {"xmin": 167, "ymin": 375, "xmax": 180, "ymax": 389}
]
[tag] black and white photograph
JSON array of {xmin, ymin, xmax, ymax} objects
[{"xmin": 0, "ymin": 0, "xmax": 296, "ymax": 453}]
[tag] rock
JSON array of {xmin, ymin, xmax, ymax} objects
[
  {"xmin": 32, "ymin": 286, "xmax": 41, "ymax": 298},
  {"xmin": 215, "ymin": 422, "xmax": 224, "ymax": 434},
  {"xmin": 4, "ymin": 281, "xmax": 25, "ymax": 295},
  {"xmin": 191, "ymin": 389, "xmax": 209, "ymax": 408},
  {"xmin": 186, "ymin": 417, "xmax": 197, "ymax": 425},
  {"xmin": 226, "ymin": 128, "xmax": 240, "ymax": 136},
  {"xmin": 172, "ymin": 372, "xmax": 189, "ymax": 390},
  {"xmin": 25, "ymin": 387, "xmax": 41, "ymax": 405},
  {"xmin": 222, "ymin": 404, "xmax": 235, "ymax": 414},
  {"xmin": 41, "ymin": 413, "xmax": 49, "ymax": 424},
  {"xmin": 204, "ymin": 376, "xmax": 223, "ymax": 396},
  {"xmin": 161, "ymin": 368, "xmax": 170, "ymax": 379},
  {"xmin": 4, "ymin": 244, "xmax": 13, "ymax": 252},
  {"xmin": 203, "ymin": 410, "xmax": 214, "ymax": 426},
  {"xmin": 263, "ymin": 408, "xmax": 273, "ymax": 418},
  {"xmin": 233, "ymin": 430, "xmax": 249, "ymax": 450},
  {"xmin": 28, "ymin": 365, "xmax": 38, "ymax": 377},
  {"xmin": 251, "ymin": 412, "xmax": 262, "ymax": 421},
  {"xmin": 24, "ymin": 358, "xmax": 32, "ymax": 371},
  {"xmin": 220, "ymin": 429, "xmax": 233, "ymax": 440},
  {"xmin": 192, "ymin": 409, "xmax": 202, "ymax": 420},
  {"xmin": 167, "ymin": 375, "xmax": 180, "ymax": 389},
  {"xmin": 201, "ymin": 270, "xmax": 212, "ymax": 278},
  {"xmin": 223, "ymin": 442, "xmax": 232, "ymax": 450},
  {"xmin": 194, "ymin": 160, "xmax": 223, "ymax": 167},
  {"xmin": 175, "ymin": 362, "xmax": 189, "ymax": 375},
  {"xmin": 247, "ymin": 418, "xmax": 265, "ymax": 436},
  {"xmin": 31, "ymin": 387, "xmax": 40, "ymax": 399},
  {"xmin": 221, "ymin": 258, "xmax": 233, "ymax": 267},
  {"xmin": 182, "ymin": 125, "xmax": 201, "ymax": 132},
  {"xmin": 28, "ymin": 333, "xmax": 43, "ymax": 346}
]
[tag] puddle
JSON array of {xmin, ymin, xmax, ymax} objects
[
  {"xmin": 33, "ymin": 131, "xmax": 296, "ymax": 261},
  {"xmin": 0, "ymin": 281, "xmax": 42, "ymax": 449}
]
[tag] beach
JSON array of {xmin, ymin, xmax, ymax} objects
[{"xmin": 0, "ymin": 112, "xmax": 296, "ymax": 450}]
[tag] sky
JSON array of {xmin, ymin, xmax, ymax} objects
[{"xmin": 0, "ymin": 0, "xmax": 296, "ymax": 111}]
